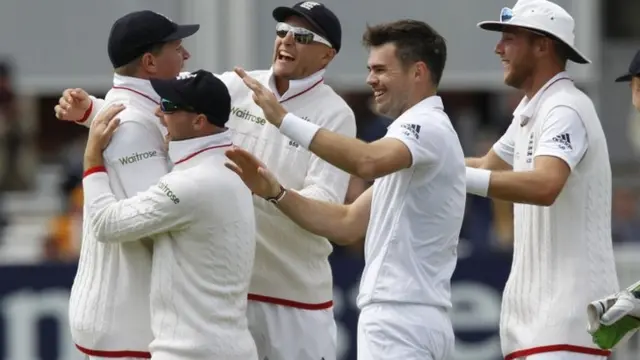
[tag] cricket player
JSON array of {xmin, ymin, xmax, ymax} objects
[
  {"xmin": 66, "ymin": 11, "xmax": 197, "ymax": 359},
  {"xmin": 83, "ymin": 70, "xmax": 257, "ymax": 360},
  {"xmin": 465, "ymin": 1, "xmax": 618, "ymax": 359},
  {"xmin": 586, "ymin": 49, "xmax": 640, "ymax": 351},
  {"xmin": 55, "ymin": 3, "xmax": 355, "ymax": 359},
  {"xmin": 228, "ymin": 19, "xmax": 464, "ymax": 360}
]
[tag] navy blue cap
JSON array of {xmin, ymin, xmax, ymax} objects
[
  {"xmin": 616, "ymin": 50, "xmax": 640, "ymax": 82},
  {"xmin": 150, "ymin": 70, "xmax": 231, "ymax": 127},
  {"xmin": 108, "ymin": 10, "xmax": 199, "ymax": 68},
  {"xmin": 273, "ymin": 2, "xmax": 341, "ymax": 52}
]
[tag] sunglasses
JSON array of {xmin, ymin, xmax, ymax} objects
[
  {"xmin": 275, "ymin": 22, "xmax": 332, "ymax": 47},
  {"xmin": 160, "ymin": 98, "xmax": 196, "ymax": 113}
]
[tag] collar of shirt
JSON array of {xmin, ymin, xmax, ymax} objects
[
  {"xmin": 513, "ymin": 71, "xmax": 573, "ymax": 120},
  {"xmin": 266, "ymin": 67, "xmax": 325, "ymax": 103},
  {"xmin": 112, "ymin": 73, "xmax": 161, "ymax": 105},
  {"xmin": 168, "ymin": 130, "xmax": 233, "ymax": 165}
]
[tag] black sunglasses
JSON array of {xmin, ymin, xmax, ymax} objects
[{"xmin": 160, "ymin": 98, "xmax": 196, "ymax": 113}]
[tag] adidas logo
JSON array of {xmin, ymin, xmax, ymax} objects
[{"xmin": 551, "ymin": 133, "xmax": 572, "ymax": 150}]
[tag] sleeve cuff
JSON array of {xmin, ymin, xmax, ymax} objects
[
  {"xmin": 82, "ymin": 171, "xmax": 113, "ymax": 204},
  {"xmin": 77, "ymin": 99, "xmax": 94, "ymax": 123},
  {"xmin": 279, "ymin": 113, "xmax": 321, "ymax": 149},
  {"xmin": 83, "ymin": 165, "xmax": 107, "ymax": 178}
]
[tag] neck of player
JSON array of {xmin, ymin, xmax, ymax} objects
[{"xmin": 522, "ymin": 64, "xmax": 565, "ymax": 99}]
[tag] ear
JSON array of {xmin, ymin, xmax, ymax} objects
[
  {"xmin": 320, "ymin": 48, "xmax": 336, "ymax": 66},
  {"xmin": 414, "ymin": 61, "xmax": 431, "ymax": 84},
  {"xmin": 140, "ymin": 52, "xmax": 157, "ymax": 74},
  {"xmin": 193, "ymin": 114, "xmax": 208, "ymax": 130}
]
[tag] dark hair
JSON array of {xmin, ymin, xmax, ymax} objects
[
  {"xmin": 362, "ymin": 19, "xmax": 447, "ymax": 86},
  {"xmin": 115, "ymin": 42, "xmax": 166, "ymax": 76}
]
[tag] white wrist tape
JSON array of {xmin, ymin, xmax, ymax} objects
[
  {"xmin": 279, "ymin": 113, "xmax": 321, "ymax": 149},
  {"xmin": 466, "ymin": 167, "xmax": 491, "ymax": 197}
]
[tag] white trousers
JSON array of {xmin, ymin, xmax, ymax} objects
[
  {"xmin": 357, "ymin": 303, "xmax": 454, "ymax": 360},
  {"xmin": 247, "ymin": 300, "xmax": 337, "ymax": 360}
]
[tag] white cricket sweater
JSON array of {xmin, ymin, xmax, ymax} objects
[
  {"xmin": 495, "ymin": 74, "xmax": 618, "ymax": 359},
  {"xmin": 70, "ymin": 75, "xmax": 168, "ymax": 357},
  {"xmin": 82, "ymin": 69, "xmax": 356, "ymax": 308},
  {"xmin": 83, "ymin": 131, "xmax": 258, "ymax": 360},
  {"xmin": 218, "ymin": 68, "xmax": 356, "ymax": 307}
]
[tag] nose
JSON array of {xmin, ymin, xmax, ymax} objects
[
  {"xmin": 495, "ymin": 40, "xmax": 504, "ymax": 56},
  {"xmin": 366, "ymin": 71, "xmax": 378, "ymax": 87},
  {"xmin": 182, "ymin": 47, "xmax": 191, "ymax": 60},
  {"xmin": 282, "ymin": 31, "xmax": 296, "ymax": 46}
]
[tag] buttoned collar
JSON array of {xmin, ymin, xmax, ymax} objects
[
  {"xmin": 112, "ymin": 73, "xmax": 161, "ymax": 105},
  {"xmin": 267, "ymin": 68, "xmax": 325, "ymax": 103},
  {"xmin": 168, "ymin": 130, "xmax": 233, "ymax": 166},
  {"xmin": 513, "ymin": 71, "xmax": 573, "ymax": 121}
]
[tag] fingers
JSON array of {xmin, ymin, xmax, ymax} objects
[
  {"xmin": 234, "ymin": 67, "xmax": 265, "ymax": 93},
  {"xmin": 233, "ymin": 67, "xmax": 250, "ymax": 80},
  {"xmin": 96, "ymin": 104, "xmax": 126, "ymax": 124},
  {"xmin": 70, "ymin": 88, "xmax": 88, "ymax": 101},
  {"xmin": 54, "ymin": 105, "xmax": 68, "ymax": 120},
  {"xmin": 105, "ymin": 117, "xmax": 121, "ymax": 135},
  {"xmin": 62, "ymin": 89, "xmax": 75, "ymax": 104},
  {"xmin": 224, "ymin": 161, "xmax": 243, "ymax": 176}
]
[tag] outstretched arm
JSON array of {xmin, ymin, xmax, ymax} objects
[
  {"xmin": 276, "ymin": 186, "xmax": 372, "ymax": 245},
  {"xmin": 225, "ymin": 147, "xmax": 371, "ymax": 245}
]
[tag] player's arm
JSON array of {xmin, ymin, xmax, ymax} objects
[
  {"xmin": 101, "ymin": 118, "xmax": 171, "ymax": 198},
  {"xmin": 279, "ymin": 112, "xmax": 407, "ymax": 181},
  {"xmin": 466, "ymin": 106, "xmax": 588, "ymax": 206},
  {"xmin": 297, "ymin": 108, "xmax": 356, "ymax": 203},
  {"xmin": 466, "ymin": 122, "xmax": 515, "ymax": 171},
  {"xmin": 277, "ymin": 186, "xmax": 373, "ymax": 245},
  {"xmin": 278, "ymin": 109, "xmax": 440, "ymax": 181},
  {"xmin": 83, "ymin": 169, "xmax": 195, "ymax": 243},
  {"xmin": 225, "ymin": 147, "xmax": 372, "ymax": 245}
]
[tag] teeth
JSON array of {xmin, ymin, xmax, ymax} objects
[{"xmin": 278, "ymin": 51, "xmax": 295, "ymax": 60}]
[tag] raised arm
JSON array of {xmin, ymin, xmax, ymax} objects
[
  {"xmin": 82, "ymin": 104, "xmax": 182, "ymax": 243},
  {"xmin": 298, "ymin": 107, "xmax": 356, "ymax": 202}
]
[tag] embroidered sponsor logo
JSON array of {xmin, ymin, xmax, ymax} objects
[
  {"xmin": 551, "ymin": 133, "xmax": 573, "ymax": 151},
  {"xmin": 118, "ymin": 150, "xmax": 158, "ymax": 165},
  {"xmin": 158, "ymin": 181, "xmax": 180, "ymax": 204},
  {"xmin": 400, "ymin": 123, "xmax": 421, "ymax": 139},
  {"xmin": 230, "ymin": 107, "xmax": 267, "ymax": 125}
]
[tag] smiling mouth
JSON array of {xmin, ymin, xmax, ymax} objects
[
  {"xmin": 373, "ymin": 90, "xmax": 386, "ymax": 100},
  {"xmin": 277, "ymin": 51, "xmax": 295, "ymax": 62}
]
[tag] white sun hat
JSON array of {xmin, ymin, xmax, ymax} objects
[{"xmin": 477, "ymin": 0, "xmax": 590, "ymax": 64}]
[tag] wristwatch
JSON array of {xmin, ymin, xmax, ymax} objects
[{"xmin": 265, "ymin": 185, "xmax": 287, "ymax": 205}]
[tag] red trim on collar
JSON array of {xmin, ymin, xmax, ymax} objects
[
  {"xmin": 279, "ymin": 78, "xmax": 323, "ymax": 103},
  {"xmin": 112, "ymin": 86, "xmax": 159, "ymax": 105},
  {"xmin": 173, "ymin": 144, "xmax": 233, "ymax": 165}
]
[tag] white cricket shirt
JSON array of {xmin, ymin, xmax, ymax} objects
[
  {"xmin": 218, "ymin": 68, "xmax": 356, "ymax": 307},
  {"xmin": 70, "ymin": 75, "xmax": 168, "ymax": 357},
  {"xmin": 83, "ymin": 131, "xmax": 258, "ymax": 360},
  {"xmin": 357, "ymin": 96, "xmax": 466, "ymax": 310},
  {"xmin": 492, "ymin": 72, "xmax": 618, "ymax": 359}
]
